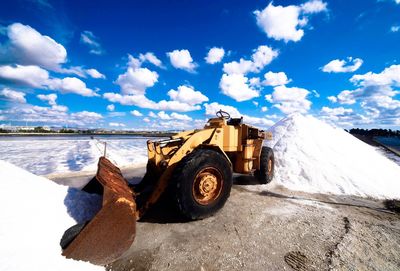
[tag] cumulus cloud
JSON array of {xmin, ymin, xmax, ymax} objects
[
  {"xmin": 223, "ymin": 45, "xmax": 278, "ymax": 75},
  {"xmin": 139, "ymin": 52, "xmax": 163, "ymax": 68},
  {"xmin": 116, "ymin": 57, "xmax": 159, "ymax": 95},
  {"xmin": 167, "ymin": 85, "xmax": 208, "ymax": 105},
  {"xmin": 319, "ymin": 106, "xmax": 370, "ymax": 127},
  {"xmin": 204, "ymin": 102, "xmax": 274, "ymax": 127},
  {"xmin": 170, "ymin": 112, "xmax": 192, "ymax": 121},
  {"xmin": 330, "ymin": 65, "xmax": 400, "ymax": 125},
  {"xmin": 48, "ymin": 77, "xmax": 99, "ymax": 97},
  {"xmin": 391, "ymin": 25, "xmax": 400, "ymax": 32},
  {"xmin": 322, "ymin": 57, "xmax": 363, "ymax": 73},
  {"xmin": 109, "ymin": 122, "xmax": 126, "ymax": 127},
  {"xmin": 300, "ymin": 0, "xmax": 328, "ymax": 14},
  {"xmin": 219, "ymin": 46, "xmax": 278, "ymax": 102},
  {"xmin": 104, "ymin": 58, "xmax": 206, "ymax": 112},
  {"xmin": 265, "ymin": 85, "xmax": 312, "ymax": 114},
  {"xmin": 0, "ymin": 64, "xmax": 49, "ymax": 87},
  {"xmin": 263, "ymin": 71, "xmax": 291, "ymax": 86},
  {"xmin": 205, "ymin": 47, "xmax": 225, "ymax": 64},
  {"xmin": 80, "ymin": 31, "xmax": 104, "ymax": 55},
  {"xmin": 0, "ymin": 64, "xmax": 98, "ymax": 97},
  {"xmin": 103, "ymin": 92, "xmax": 201, "ymax": 112},
  {"xmin": 106, "ymin": 104, "xmax": 115, "ymax": 111},
  {"xmin": 37, "ymin": 93, "xmax": 57, "ymax": 105},
  {"xmin": 0, "ymin": 23, "xmax": 67, "ymax": 70},
  {"xmin": 86, "ymin": 68, "xmax": 105, "ymax": 79},
  {"xmin": 254, "ymin": 0, "xmax": 327, "ymax": 42},
  {"xmin": 219, "ymin": 73, "xmax": 259, "ymax": 102},
  {"xmin": 167, "ymin": 49, "xmax": 197, "ymax": 72},
  {"xmin": 130, "ymin": 110, "xmax": 143, "ymax": 117},
  {"xmin": 1, "ymin": 103, "xmax": 103, "ymax": 126},
  {"xmin": 0, "ymin": 88, "xmax": 26, "ymax": 103}
]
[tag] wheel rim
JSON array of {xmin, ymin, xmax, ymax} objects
[
  {"xmin": 267, "ymin": 158, "xmax": 273, "ymax": 176},
  {"xmin": 192, "ymin": 167, "xmax": 223, "ymax": 205}
]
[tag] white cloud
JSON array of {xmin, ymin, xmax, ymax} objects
[
  {"xmin": 327, "ymin": 96, "xmax": 337, "ymax": 102},
  {"xmin": 48, "ymin": 77, "xmax": 98, "ymax": 97},
  {"xmin": 130, "ymin": 110, "xmax": 143, "ymax": 117},
  {"xmin": 116, "ymin": 66, "xmax": 158, "ymax": 95},
  {"xmin": 148, "ymin": 111, "xmax": 157, "ymax": 118},
  {"xmin": 219, "ymin": 73, "xmax": 259, "ymax": 102},
  {"xmin": 80, "ymin": 31, "xmax": 104, "ymax": 55},
  {"xmin": 103, "ymin": 93, "xmax": 201, "ymax": 112},
  {"xmin": 204, "ymin": 102, "xmax": 274, "ymax": 127},
  {"xmin": 319, "ymin": 106, "xmax": 370, "ymax": 127},
  {"xmin": 170, "ymin": 112, "xmax": 192, "ymax": 121},
  {"xmin": 143, "ymin": 117, "xmax": 150, "ymax": 123},
  {"xmin": 254, "ymin": 1, "xmax": 327, "ymax": 42},
  {"xmin": 37, "ymin": 93, "xmax": 57, "ymax": 105},
  {"xmin": 330, "ymin": 65, "xmax": 400, "ymax": 125},
  {"xmin": 157, "ymin": 111, "xmax": 171, "ymax": 120},
  {"xmin": 106, "ymin": 104, "xmax": 115, "ymax": 111},
  {"xmin": 301, "ymin": 0, "xmax": 328, "ymax": 14},
  {"xmin": 204, "ymin": 102, "xmax": 241, "ymax": 117},
  {"xmin": 1, "ymin": 23, "xmax": 67, "ymax": 70},
  {"xmin": 261, "ymin": 106, "xmax": 268, "ymax": 112},
  {"xmin": 263, "ymin": 71, "xmax": 291, "ymax": 86},
  {"xmin": 223, "ymin": 45, "xmax": 278, "ymax": 75},
  {"xmin": 139, "ymin": 52, "xmax": 163, "ymax": 68},
  {"xmin": 322, "ymin": 57, "xmax": 363, "ymax": 73},
  {"xmin": 0, "ymin": 88, "xmax": 26, "ymax": 103},
  {"xmin": 350, "ymin": 64, "xmax": 400, "ymax": 87},
  {"xmin": 266, "ymin": 85, "xmax": 312, "ymax": 114},
  {"xmin": 0, "ymin": 64, "xmax": 49, "ymax": 87},
  {"xmin": 71, "ymin": 111, "xmax": 102, "ymax": 121},
  {"xmin": 205, "ymin": 47, "xmax": 225, "ymax": 64},
  {"xmin": 86, "ymin": 68, "xmax": 105, "ymax": 79},
  {"xmin": 391, "ymin": 25, "xmax": 400, "ymax": 32},
  {"xmin": 104, "ymin": 57, "xmax": 206, "ymax": 112},
  {"xmin": 167, "ymin": 49, "xmax": 197, "ymax": 72},
  {"xmin": 0, "ymin": 64, "xmax": 98, "ymax": 97},
  {"xmin": 0, "ymin": 103, "xmax": 103, "ymax": 126},
  {"xmin": 167, "ymin": 85, "xmax": 208, "ymax": 105},
  {"xmin": 109, "ymin": 122, "xmax": 126, "ymax": 127},
  {"xmin": 108, "ymin": 112, "xmax": 125, "ymax": 117}
]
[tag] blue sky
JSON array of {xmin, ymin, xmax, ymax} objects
[{"xmin": 0, "ymin": 0, "xmax": 399, "ymax": 130}]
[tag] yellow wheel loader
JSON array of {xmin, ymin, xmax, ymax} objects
[{"xmin": 61, "ymin": 110, "xmax": 274, "ymax": 265}]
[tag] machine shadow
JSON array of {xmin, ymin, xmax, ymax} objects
[{"xmin": 138, "ymin": 175, "xmax": 261, "ymax": 224}]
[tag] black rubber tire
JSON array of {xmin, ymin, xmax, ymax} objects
[
  {"xmin": 254, "ymin": 146, "xmax": 274, "ymax": 184},
  {"xmin": 172, "ymin": 148, "xmax": 232, "ymax": 220},
  {"xmin": 60, "ymin": 221, "xmax": 88, "ymax": 250}
]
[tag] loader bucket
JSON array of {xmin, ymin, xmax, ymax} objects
[{"xmin": 62, "ymin": 157, "xmax": 137, "ymax": 265}]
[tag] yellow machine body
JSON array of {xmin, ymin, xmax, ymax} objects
[{"xmin": 62, "ymin": 114, "xmax": 272, "ymax": 266}]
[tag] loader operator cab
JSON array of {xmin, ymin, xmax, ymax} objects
[
  {"xmin": 216, "ymin": 109, "xmax": 243, "ymax": 126},
  {"xmin": 206, "ymin": 110, "xmax": 243, "ymax": 128}
]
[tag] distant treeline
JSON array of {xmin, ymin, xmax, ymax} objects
[
  {"xmin": 0, "ymin": 126, "xmax": 174, "ymax": 137},
  {"xmin": 349, "ymin": 128, "xmax": 400, "ymax": 137}
]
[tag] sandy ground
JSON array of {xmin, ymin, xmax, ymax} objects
[{"xmin": 49, "ymin": 168, "xmax": 400, "ymax": 271}]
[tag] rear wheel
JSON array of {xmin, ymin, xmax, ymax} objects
[
  {"xmin": 173, "ymin": 149, "xmax": 232, "ymax": 220},
  {"xmin": 254, "ymin": 146, "xmax": 274, "ymax": 184}
]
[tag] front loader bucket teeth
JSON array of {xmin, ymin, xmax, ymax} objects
[{"xmin": 62, "ymin": 157, "xmax": 137, "ymax": 266}]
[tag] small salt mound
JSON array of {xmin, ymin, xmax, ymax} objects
[
  {"xmin": 266, "ymin": 114, "xmax": 400, "ymax": 199},
  {"xmin": 0, "ymin": 160, "xmax": 103, "ymax": 271}
]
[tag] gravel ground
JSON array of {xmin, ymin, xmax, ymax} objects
[
  {"xmin": 50, "ymin": 168, "xmax": 400, "ymax": 271},
  {"xmin": 103, "ymin": 172, "xmax": 400, "ymax": 271}
]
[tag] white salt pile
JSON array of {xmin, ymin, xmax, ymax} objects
[
  {"xmin": 266, "ymin": 114, "xmax": 400, "ymax": 199},
  {"xmin": 0, "ymin": 160, "xmax": 104, "ymax": 271}
]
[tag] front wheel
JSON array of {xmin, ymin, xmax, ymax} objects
[
  {"xmin": 173, "ymin": 149, "xmax": 233, "ymax": 220},
  {"xmin": 254, "ymin": 146, "xmax": 274, "ymax": 184}
]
